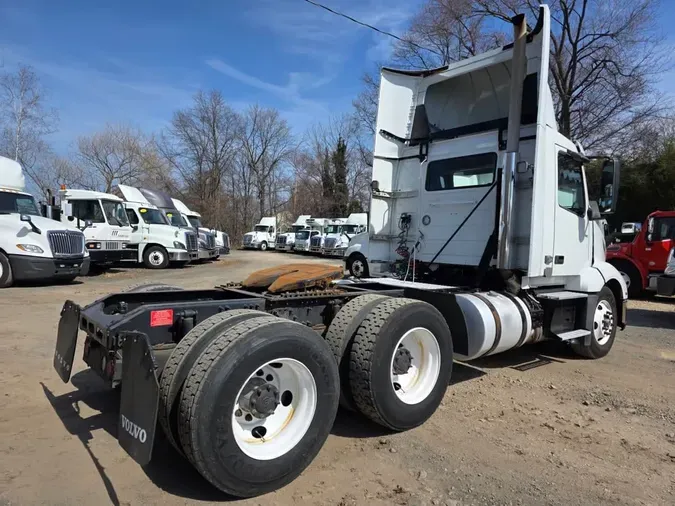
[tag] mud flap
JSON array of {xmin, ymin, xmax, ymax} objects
[
  {"xmin": 118, "ymin": 332, "xmax": 160, "ymax": 467},
  {"xmin": 53, "ymin": 300, "xmax": 81, "ymax": 383}
]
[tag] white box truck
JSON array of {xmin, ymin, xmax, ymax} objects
[
  {"xmin": 294, "ymin": 217, "xmax": 327, "ymax": 252},
  {"xmin": 0, "ymin": 156, "xmax": 89, "ymax": 288},
  {"xmin": 275, "ymin": 215, "xmax": 311, "ymax": 251},
  {"xmin": 321, "ymin": 213, "xmax": 368, "ymax": 257},
  {"xmin": 52, "ymin": 6, "xmax": 629, "ymax": 499},
  {"xmin": 117, "ymin": 185, "xmax": 198, "ymax": 269},
  {"xmin": 242, "ymin": 217, "xmax": 277, "ymax": 251}
]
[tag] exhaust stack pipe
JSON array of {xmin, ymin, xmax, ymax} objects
[{"xmin": 497, "ymin": 13, "xmax": 528, "ymax": 270}]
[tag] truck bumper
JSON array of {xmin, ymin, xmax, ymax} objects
[
  {"xmin": 9, "ymin": 254, "xmax": 89, "ymax": 281},
  {"xmin": 656, "ymin": 275, "xmax": 675, "ymax": 296},
  {"xmin": 198, "ymin": 248, "xmax": 219, "ymax": 260},
  {"xmin": 167, "ymin": 249, "xmax": 197, "ymax": 262},
  {"xmin": 309, "ymin": 247, "xmax": 322, "ymax": 254},
  {"xmin": 323, "ymin": 248, "xmax": 346, "ymax": 257},
  {"xmin": 89, "ymin": 249, "xmax": 137, "ymax": 264}
]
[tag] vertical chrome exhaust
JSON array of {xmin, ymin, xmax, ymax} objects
[{"xmin": 497, "ymin": 13, "xmax": 528, "ymax": 270}]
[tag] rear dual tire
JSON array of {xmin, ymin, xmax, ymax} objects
[{"xmin": 160, "ymin": 314, "xmax": 340, "ymax": 498}]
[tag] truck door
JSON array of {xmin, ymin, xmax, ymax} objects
[
  {"xmin": 551, "ymin": 149, "xmax": 591, "ymax": 276},
  {"xmin": 125, "ymin": 208, "xmax": 145, "ymax": 244},
  {"xmin": 645, "ymin": 215, "xmax": 675, "ymax": 272}
]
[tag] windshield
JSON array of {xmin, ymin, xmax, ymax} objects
[
  {"xmin": 188, "ymin": 216, "xmax": 202, "ymax": 228},
  {"xmin": 101, "ymin": 200, "xmax": 129, "ymax": 226},
  {"xmin": 165, "ymin": 211, "xmax": 188, "ymax": 227},
  {"xmin": 342, "ymin": 225, "xmax": 359, "ymax": 234},
  {"xmin": 325, "ymin": 225, "xmax": 341, "ymax": 234},
  {"xmin": 291, "ymin": 225, "xmax": 306, "ymax": 232},
  {"xmin": 296, "ymin": 230, "xmax": 310, "ymax": 240},
  {"xmin": 0, "ymin": 191, "xmax": 40, "ymax": 216},
  {"xmin": 139, "ymin": 207, "xmax": 169, "ymax": 225},
  {"xmin": 254, "ymin": 225, "xmax": 269, "ymax": 232}
]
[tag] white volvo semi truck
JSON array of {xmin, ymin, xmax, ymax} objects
[{"xmin": 53, "ymin": 6, "xmax": 627, "ymax": 499}]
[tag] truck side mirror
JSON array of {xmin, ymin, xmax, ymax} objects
[
  {"xmin": 82, "ymin": 219, "xmax": 93, "ymax": 231},
  {"xmin": 598, "ymin": 158, "xmax": 621, "ymax": 214},
  {"xmin": 132, "ymin": 225, "xmax": 139, "ymax": 232},
  {"xmin": 647, "ymin": 217, "xmax": 654, "ymax": 242},
  {"xmin": 20, "ymin": 214, "xmax": 42, "ymax": 234},
  {"xmin": 587, "ymin": 202, "xmax": 602, "ymax": 221}
]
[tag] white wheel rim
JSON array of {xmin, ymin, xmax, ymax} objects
[
  {"xmin": 620, "ymin": 271, "xmax": 630, "ymax": 288},
  {"xmin": 0, "ymin": 262, "xmax": 3, "ymax": 278},
  {"xmin": 390, "ymin": 327, "xmax": 441, "ymax": 405},
  {"xmin": 232, "ymin": 358, "xmax": 317, "ymax": 461},
  {"xmin": 593, "ymin": 300, "xmax": 614, "ymax": 346},
  {"xmin": 352, "ymin": 259, "xmax": 364, "ymax": 276},
  {"xmin": 149, "ymin": 251, "xmax": 164, "ymax": 266}
]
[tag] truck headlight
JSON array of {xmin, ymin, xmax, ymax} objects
[
  {"xmin": 16, "ymin": 244, "xmax": 44, "ymax": 253},
  {"xmin": 174, "ymin": 241, "xmax": 186, "ymax": 249},
  {"xmin": 86, "ymin": 242, "xmax": 101, "ymax": 249}
]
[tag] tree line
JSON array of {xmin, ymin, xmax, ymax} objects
[{"xmin": 2, "ymin": 0, "xmax": 675, "ymax": 240}]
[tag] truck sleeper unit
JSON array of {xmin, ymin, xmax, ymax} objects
[{"xmin": 52, "ymin": 6, "xmax": 627, "ymax": 499}]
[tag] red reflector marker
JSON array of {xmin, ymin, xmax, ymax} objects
[{"xmin": 150, "ymin": 309, "xmax": 174, "ymax": 327}]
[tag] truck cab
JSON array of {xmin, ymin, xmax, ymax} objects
[
  {"xmin": 243, "ymin": 217, "xmax": 277, "ymax": 251},
  {"xmin": 322, "ymin": 213, "xmax": 368, "ymax": 257},
  {"xmin": 276, "ymin": 215, "xmax": 311, "ymax": 251},
  {"xmin": 56, "ymin": 187, "xmax": 134, "ymax": 267},
  {"xmin": 170, "ymin": 198, "xmax": 219, "ymax": 261},
  {"xmin": 0, "ymin": 156, "xmax": 89, "ymax": 288},
  {"xmin": 310, "ymin": 218, "xmax": 345, "ymax": 254},
  {"xmin": 117, "ymin": 185, "xmax": 198, "ymax": 269},
  {"xmin": 607, "ymin": 210, "xmax": 675, "ymax": 296},
  {"xmin": 294, "ymin": 218, "xmax": 326, "ymax": 253}
]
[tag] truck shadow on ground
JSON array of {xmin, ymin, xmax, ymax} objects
[
  {"xmin": 626, "ymin": 307, "xmax": 675, "ymax": 330},
  {"xmin": 40, "ymin": 342, "xmax": 574, "ymax": 504}
]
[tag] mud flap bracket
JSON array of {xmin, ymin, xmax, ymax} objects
[{"xmin": 117, "ymin": 331, "xmax": 160, "ymax": 467}]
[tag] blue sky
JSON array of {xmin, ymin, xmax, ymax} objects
[
  {"xmin": 1, "ymin": 0, "xmax": 421, "ymax": 152},
  {"xmin": 3, "ymin": 0, "xmax": 675, "ymax": 154}
]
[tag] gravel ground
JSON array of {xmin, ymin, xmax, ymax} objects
[{"xmin": 0, "ymin": 250, "xmax": 673, "ymax": 506}]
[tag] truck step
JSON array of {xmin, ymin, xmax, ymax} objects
[
  {"xmin": 556, "ymin": 329, "xmax": 591, "ymax": 341},
  {"xmin": 537, "ymin": 291, "xmax": 588, "ymax": 301}
]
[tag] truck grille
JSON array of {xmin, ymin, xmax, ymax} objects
[
  {"xmin": 186, "ymin": 232, "xmax": 198, "ymax": 251},
  {"xmin": 48, "ymin": 231, "xmax": 85, "ymax": 257},
  {"xmin": 277, "ymin": 235, "xmax": 287, "ymax": 245},
  {"xmin": 324, "ymin": 237, "xmax": 338, "ymax": 249},
  {"xmin": 104, "ymin": 241, "xmax": 122, "ymax": 250},
  {"xmin": 310, "ymin": 236, "xmax": 322, "ymax": 248},
  {"xmin": 243, "ymin": 235, "xmax": 253, "ymax": 245},
  {"xmin": 206, "ymin": 233, "xmax": 216, "ymax": 249}
]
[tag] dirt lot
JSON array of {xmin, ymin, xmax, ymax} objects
[{"xmin": 0, "ymin": 250, "xmax": 674, "ymax": 506}]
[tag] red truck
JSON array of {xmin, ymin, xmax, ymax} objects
[{"xmin": 606, "ymin": 210, "xmax": 675, "ymax": 297}]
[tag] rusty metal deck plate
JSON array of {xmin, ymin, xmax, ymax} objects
[{"xmin": 242, "ymin": 263, "xmax": 344, "ymax": 293}]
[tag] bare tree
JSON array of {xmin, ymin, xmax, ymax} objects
[
  {"xmin": 76, "ymin": 124, "xmax": 151, "ymax": 192},
  {"xmin": 0, "ymin": 64, "xmax": 58, "ymax": 194},
  {"xmin": 239, "ymin": 105, "xmax": 294, "ymax": 220}
]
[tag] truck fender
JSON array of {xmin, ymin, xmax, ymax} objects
[
  {"xmin": 606, "ymin": 253, "xmax": 647, "ymax": 290},
  {"xmin": 566, "ymin": 262, "xmax": 627, "ymax": 330}
]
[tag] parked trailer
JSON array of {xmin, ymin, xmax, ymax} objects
[{"xmin": 51, "ymin": 5, "xmax": 628, "ymax": 499}]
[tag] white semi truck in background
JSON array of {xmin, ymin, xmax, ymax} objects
[
  {"xmin": 53, "ymin": 5, "xmax": 629, "ymax": 499},
  {"xmin": 275, "ymin": 214, "xmax": 312, "ymax": 251},
  {"xmin": 242, "ymin": 216, "xmax": 277, "ymax": 250},
  {"xmin": 117, "ymin": 185, "xmax": 198, "ymax": 268},
  {"xmin": 294, "ymin": 217, "xmax": 327, "ymax": 252},
  {"xmin": 0, "ymin": 156, "xmax": 89, "ymax": 288},
  {"xmin": 49, "ymin": 187, "xmax": 134, "ymax": 268},
  {"xmin": 309, "ymin": 218, "xmax": 345, "ymax": 254},
  {"xmin": 321, "ymin": 212, "xmax": 368, "ymax": 257},
  {"xmin": 171, "ymin": 198, "xmax": 219, "ymax": 261}
]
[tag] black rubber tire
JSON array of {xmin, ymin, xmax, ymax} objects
[
  {"xmin": 121, "ymin": 283, "xmax": 183, "ymax": 293},
  {"xmin": 158, "ymin": 308, "xmax": 269, "ymax": 454},
  {"xmin": 570, "ymin": 286, "xmax": 618, "ymax": 359},
  {"xmin": 0, "ymin": 252, "xmax": 13, "ymax": 288},
  {"xmin": 177, "ymin": 316, "xmax": 340, "ymax": 498},
  {"xmin": 349, "ymin": 297, "xmax": 453, "ymax": 431},
  {"xmin": 143, "ymin": 245, "xmax": 170, "ymax": 269},
  {"xmin": 259, "ymin": 241, "xmax": 268, "ymax": 251},
  {"xmin": 347, "ymin": 253, "xmax": 369, "ymax": 278},
  {"xmin": 324, "ymin": 294, "xmax": 390, "ymax": 411},
  {"xmin": 611, "ymin": 260, "xmax": 642, "ymax": 298}
]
